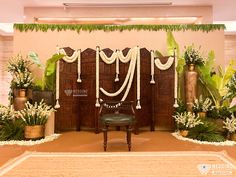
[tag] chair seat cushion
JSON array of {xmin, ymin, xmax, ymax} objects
[{"xmin": 101, "ymin": 113, "xmax": 134, "ymax": 125}]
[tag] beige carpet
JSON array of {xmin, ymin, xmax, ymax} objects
[{"xmin": 0, "ymin": 151, "xmax": 236, "ymax": 177}]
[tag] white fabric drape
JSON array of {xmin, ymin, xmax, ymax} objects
[{"xmin": 97, "ymin": 47, "xmax": 141, "ymax": 109}]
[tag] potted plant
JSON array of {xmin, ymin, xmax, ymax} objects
[
  {"xmin": 192, "ymin": 95, "xmax": 212, "ymax": 118},
  {"xmin": 184, "ymin": 44, "xmax": 204, "ymax": 71},
  {"xmin": 173, "ymin": 111, "xmax": 203, "ymax": 137},
  {"xmin": 7, "ymin": 54, "xmax": 33, "ymax": 110},
  {"xmin": 17, "ymin": 100, "xmax": 54, "ymax": 139},
  {"xmin": 223, "ymin": 115, "xmax": 236, "ymax": 141}
]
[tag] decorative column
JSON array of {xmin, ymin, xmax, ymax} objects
[{"xmin": 185, "ymin": 65, "xmax": 198, "ymax": 111}]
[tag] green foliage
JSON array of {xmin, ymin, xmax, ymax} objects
[
  {"xmin": 14, "ymin": 24, "xmax": 225, "ymax": 33},
  {"xmin": 167, "ymin": 31, "xmax": 179, "ymax": 56},
  {"xmin": 218, "ymin": 106, "xmax": 232, "ymax": 120},
  {"xmin": 174, "ymin": 99, "xmax": 187, "ymax": 115},
  {"xmin": 197, "ymin": 52, "xmax": 236, "ymax": 108},
  {"xmin": 224, "ymin": 72, "xmax": 236, "ymax": 100},
  {"xmin": 0, "ymin": 119, "xmax": 25, "ymax": 141},
  {"xmin": 44, "ymin": 54, "xmax": 64, "ymax": 91},
  {"xmin": 188, "ymin": 120, "xmax": 225, "ymax": 142},
  {"xmin": 207, "ymin": 106, "xmax": 232, "ymax": 120},
  {"xmin": 207, "ymin": 107, "xmax": 219, "ymax": 119}
]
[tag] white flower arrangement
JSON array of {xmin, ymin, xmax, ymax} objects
[
  {"xmin": 223, "ymin": 115, "xmax": 236, "ymax": 133},
  {"xmin": 193, "ymin": 95, "xmax": 212, "ymax": 112},
  {"xmin": 7, "ymin": 54, "xmax": 32, "ymax": 74},
  {"xmin": 0, "ymin": 105, "xmax": 14, "ymax": 120},
  {"xmin": 184, "ymin": 44, "xmax": 204, "ymax": 66},
  {"xmin": 17, "ymin": 100, "xmax": 55, "ymax": 126},
  {"xmin": 173, "ymin": 112, "xmax": 203, "ymax": 130},
  {"xmin": 11, "ymin": 70, "xmax": 33, "ymax": 89}
]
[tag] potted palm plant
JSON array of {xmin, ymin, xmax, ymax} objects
[
  {"xmin": 173, "ymin": 111, "xmax": 203, "ymax": 137},
  {"xmin": 17, "ymin": 100, "xmax": 54, "ymax": 139}
]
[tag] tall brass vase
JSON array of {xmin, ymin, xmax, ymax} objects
[
  {"xmin": 13, "ymin": 89, "xmax": 28, "ymax": 111},
  {"xmin": 185, "ymin": 65, "xmax": 198, "ymax": 111}
]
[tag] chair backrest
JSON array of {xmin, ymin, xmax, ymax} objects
[{"xmin": 99, "ymin": 101, "xmax": 135, "ymax": 116}]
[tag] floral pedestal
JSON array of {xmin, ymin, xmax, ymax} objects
[{"xmin": 179, "ymin": 130, "xmax": 189, "ymax": 137}]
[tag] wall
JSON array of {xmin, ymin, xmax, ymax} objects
[
  {"xmin": 24, "ymin": 6, "xmax": 213, "ymax": 23},
  {"xmin": 225, "ymin": 35, "xmax": 236, "ymax": 64},
  {"xmin": 0, "ymin": 35, "xmax": 13, "ymax": 106}
]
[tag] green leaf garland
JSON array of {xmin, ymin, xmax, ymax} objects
[{"xmin": 14, "ymin": 24, "xmax": 225, "ymax": 33}]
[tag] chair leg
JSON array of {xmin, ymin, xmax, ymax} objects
[
  {"xmin": 103, "ymin": 125, "xmax": 108, "ymax": 151},
  {"xmin": 126, "ymin": 125, "xmax": 132, "ymax": 151}
]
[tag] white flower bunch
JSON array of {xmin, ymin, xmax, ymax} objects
[
  {"xmin": 184, "ymin": 44, "xmax": 204, "ymax": 66},
  {"xmin": 17, "ymin": 100, "xmax": 55, "ymax": 125},
  {"xmin": 12, "ymin": 70, "xmax": 33, "ymax": 89},
  {"xmin": 7, "ymin": 54, "xmax": 32, "ymax": 74},
  {"xmin": 0, "ymin": 105, "xmax": 15, "ymax": 120},
  {"xmin": 173, "ymin": 112, "xmax": 203, "ymax": 130},
  {"xmin": 223, "ymin": 115, "xmax": 236, "ymax": 133},
  {"xmin": 193, "ymin": 95, "xmax": 212, "ymax": 112}
]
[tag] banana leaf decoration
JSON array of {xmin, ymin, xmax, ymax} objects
[
  {"xmin": 28, "ymin": 51, "xmax": 64, "ymax": 91},
  {"xmin": 197, "ymin": 53, "xmax": 236, "ymax": 108},
  {"xmin": 44, "ymin": 53, "xmax": 65, "ymax": 91}
]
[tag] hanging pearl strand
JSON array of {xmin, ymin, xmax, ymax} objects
[
  {"xmin": 150, "ymin": 50, "xmax": 155, "ymax": 84},
  {"xmin": 95, "ymin": 46, "xmax": 100, "ymax": 107},
  {"xmin": 173, "ymin": 49, "xmax": 179, "ymax": 108}
]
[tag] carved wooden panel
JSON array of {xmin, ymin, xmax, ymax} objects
[
  {"xmin": 55, "ymin": 47, "xmax": 79, "ymax": 131},
  {"xmin": 77, "ymin": 48, "xmax": 97, "ymax": 130},
  {"xmin": 152, "ymin": 57, "xmax": 175, "ymax": 130}
]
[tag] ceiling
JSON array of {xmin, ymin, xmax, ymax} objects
[{"xmin": 1, "ymin": 0, "xmax": 236, "ymax": 35}]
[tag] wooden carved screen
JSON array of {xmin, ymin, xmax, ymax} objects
[
  {"xmin": 152, "ymin": 57, "xmax": 175, "ymax": 130},
  {"xmin": 55, "ymin": 47, "xmax": 80, "ymax": 131},
  {"xmin": 55, "ymin": 47, "xmax": 174, "ymax": 132}
]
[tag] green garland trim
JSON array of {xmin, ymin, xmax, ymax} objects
[{"xmin": 14, "ymin": 24, "xmax": 225, "ymax": 33}]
